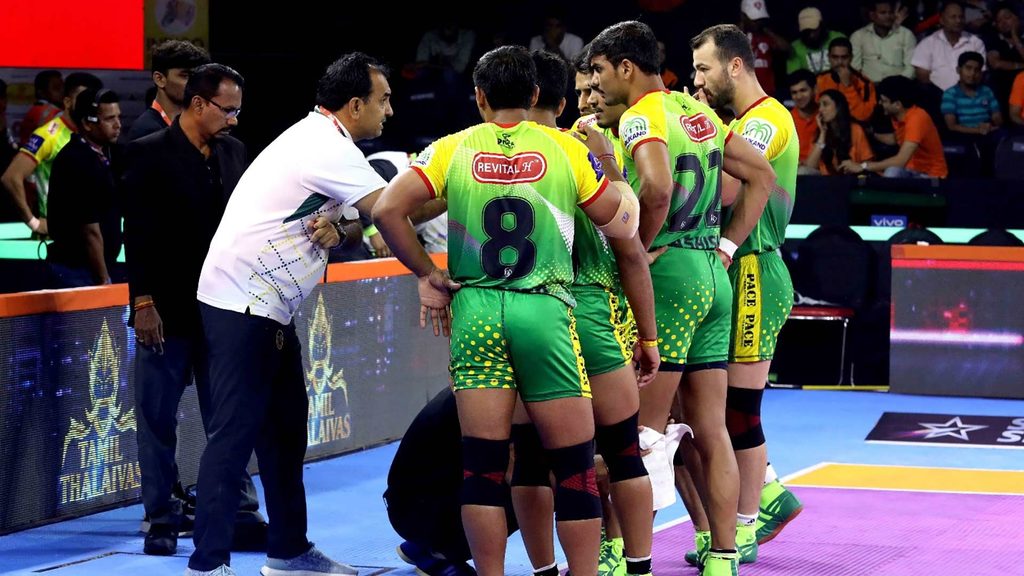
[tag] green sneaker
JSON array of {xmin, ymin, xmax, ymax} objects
[
  {"xmin": 683, "ymin": 530, "xmax": 710, "ymax": 568},
  {"xmin": 756, "ymin": 479, "xmax": 803, "ymax": 544},
  {"xmin": 701, "ymin": 550, "xmax": 738, "ymax": 576},
  {"xmin": 598, "ymin": 536, "xmax": 624, "ymax": 576},
  {"xmin": 736, "ymin": 523, "xmax": 758, "ymax": 564}
]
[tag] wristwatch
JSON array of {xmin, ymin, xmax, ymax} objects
[
  {"xmin": 333, "ymin": 221, "xmax": 348, "ymax": 245},
  {"xmin": 860, "ymin": 161, "xmax": 869, "ymax": 171}
]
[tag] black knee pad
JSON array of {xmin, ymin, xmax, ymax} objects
[
  {"xmin": 460, "ymin": 436, "xmax": 511, "ymax": 507},
  {"xmin": 726, "ymin": 386, "xmax": 765, "ymax": 450},
  {"xmin": 548, "ymin": 440, "xmax": 601, "ymax": 521},
  {"xmin": 511, "ymin": 424, "xmax": 550, "ymax": 487},
  {"xmin": 595, "ymin": 412, "xmax": 648, "ymax": 483}
]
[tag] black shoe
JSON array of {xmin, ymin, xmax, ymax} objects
[
  {"xmin": 231, "ymin": 520, "xmax": 268, "ymax": 552},
  {"xmin": 143, "ymin": 524, "xmax": 177, "ymax": 556}
]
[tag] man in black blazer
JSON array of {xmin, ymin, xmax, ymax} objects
[{"xmin": 123, "ymin": 63, "xmax": 266, "ymax": 556}]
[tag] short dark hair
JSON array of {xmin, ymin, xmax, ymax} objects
[
  {"xmin": 573, "ymin": 42, "xmax": 593, "ymax": 74},
  {"xmin": 184, "ymin": 63, "xmax": 245, "ymax": 105},
  {"xmin": 72, "ymin": 89, "xmax": 119, "ymax": 125},
  {"xmin": 958, "ymin": 51, "xmax": 984, "ymax": 68},
  {"xmin": 63, "ymin": 72, "xmax": 102, "ymax": 98},
  {"xmin": 829, "ymin": 37, "xmax": 853, "ymax": 53},
  {"xmin": 867, "ymin": 0, "xmax": 895, "ymax": 10},
  {"xmin": 531, "ymin": 50, "xmax": 569, "ymax": 111},
  {"xmin": 942, "ymin": 1, "xmax": 963, "ymax": 14},
  {"xmin": 473, "ymin": 45, "xmax": 537, "ymax": 111},
  {"xmin": 690, "ymin": 24, "xmax": 756, "ymax": 72},
  {"xmin": 877, "ymin": 75, "xmax": 916, "ymax": 108},
  {"xmin": 316, "ymin": 52, "xmax": 390, "ymax": 111},
  {"xmin": 151, "ymin": 40, "xmax": 210, "ymax": 74},
  {"xmin": 34, "ymin": 70, "xmax": 61, "ymax": 98},
  {"xmin": 788, "ymin": 69, "xmax": 818, "ymax": 90},
  {"xmin": 590, "ymin": 21, "xmax": 660, "ymax": 75}
]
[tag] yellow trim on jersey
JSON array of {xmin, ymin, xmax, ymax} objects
[
  {"xmin": 732, "ymin": 253, "xmax": 763, "ymax": 361},
  {"xmin": 729, "ymin": 98, "xmax": 794, "ymax": 163},
  {"xmin": 567, "ymin": 307, "xmax": 592, "ymax": 398}
]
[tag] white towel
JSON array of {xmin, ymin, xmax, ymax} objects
[{"xmin": 638, "ymin": 423, "xmax": 694, "ymax": 510}]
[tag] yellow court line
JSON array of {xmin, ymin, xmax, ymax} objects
[{"xmin": 787, "ymin": 462, "xmax": 1024, "ymax": 495}]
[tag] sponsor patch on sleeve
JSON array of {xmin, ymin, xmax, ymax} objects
[
  {"xmin": 740, "ymin": 119, "xmax": 777, "ymax": 156},
  {"xmin": 24, "ymin": 135, "xmax": 44, "ymax": 155},
  {"xmin": 411, "ymin": 145, "xmax": 434, "ymax": 167},
  {"xmin": 620, "ymin": 116, "xmax": 650, "ymax": 149},
  {"xmin": 587, "ymin": 152, "xmax": 605, "ymax": 180}
]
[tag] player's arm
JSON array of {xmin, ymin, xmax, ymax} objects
[
  {"xmin": 632, "ymin": 140, "xmax": 673, "ymax": 250},
  {"xmin": 369, "ymin": 172, "xmax": 433, "ymax": 276},
  {"xmin": 580, "ymin": 178, "xmax": 640, "ymax": 240},
  {"xmin": 1, "ymin": 153, "xmax": 42, "ymax": 232},
  {"xmin": 720, "ymin": 134, "xmax": 776, "ymax": 257}
]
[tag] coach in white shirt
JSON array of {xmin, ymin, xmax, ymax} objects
[
  {"xmin": 186, "ymin": 53, "xmax": 392, "ymax": 576},
  {"xmin": 912, "ymin": 2, "xmax": 986, "ymax": 91}
]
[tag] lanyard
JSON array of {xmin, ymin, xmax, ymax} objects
[
  {"xmin": 316, "ymin": 105, "xmax": 350, "ymax": 139},
  {"xmin": 83, "ymin": 136, "xmax": 110, "ymax": 167},
  {"xmin": 151, "ymin": 100, "xmax": 172, "ymax": 126}
]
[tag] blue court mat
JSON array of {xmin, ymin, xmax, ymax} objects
[{"xmin": 2, "ymin": 389, "xmax": 1022, "ymax": 575}]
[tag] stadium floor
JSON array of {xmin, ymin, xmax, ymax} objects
[{"xmin": 2, "ymin": 389, "xmax": 1022, "ymax": 576}]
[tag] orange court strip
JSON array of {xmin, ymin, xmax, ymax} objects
[
  {"xmin": 891, "ymin": 244, "xmax": 1024, "ymax": 262},
  {"xmin": 0, "ymin": 253, "xmax": 448, "ymax": 318},
  {"xmin": 787, "ymin": 462, "xmax": 1024, "ymax": 495}
]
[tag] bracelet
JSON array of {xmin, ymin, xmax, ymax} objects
[
  {"xmin": 134, "ymin": 301, "xmax": 156, "ymax": 311},
  {"xmin": 27, "ymin": 217, "xmax": 40, "ymax": 232},
  {"xmin": 597, "ymin": 153, "xmax": 616, "ymax": 164},
  {"xmin": 638, "ymin": 337, "xmax": 659, "ymax": 348},
  {"xmin": 718, "ymin": 236, "xmax": 738, "ymax": 259}
]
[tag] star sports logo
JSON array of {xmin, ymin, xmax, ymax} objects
[{"xmin": 914, "ymin": 416, "xmax": 987, "ymax": 441}]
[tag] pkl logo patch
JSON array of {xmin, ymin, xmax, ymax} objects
[
  {"xmin": 680, "ymin": 113, "xmax": 718, "ymax": 143},
  {"xmin": 472, "ymin": 152, "xmax": 547, "ymax": 184}
]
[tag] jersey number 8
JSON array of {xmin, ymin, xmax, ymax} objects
[{"xmin": 481, "ymin": 197, "xmax": 537, "ymax": 280}]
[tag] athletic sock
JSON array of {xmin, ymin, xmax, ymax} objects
[
  {"xmin": 625, "ymin": 555, "xmax": 652, "ymax": 575},
  {"xmin": 764, "ymin": 462, "xmax": 778, "ymax": 485},
  {"xmin": 534, "ymin": 562, "xmax": 559, "ymax": 576},
  {"xmin": 737, "ymin": 512, "xmax": 757, "ymax": 526}
]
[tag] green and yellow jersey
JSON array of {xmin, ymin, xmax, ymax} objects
[
  {"xmin": 411, "ymin": 120, "xmax": 608, "ymax": 306},
  {"xmin": 19, "ymin": 115, "xmax": 75, "ymax": 218},
  {"xmin": 619, "ymin": 90, "xmax": 730, "ymax": 251}
]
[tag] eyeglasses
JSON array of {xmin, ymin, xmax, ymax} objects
[{"xmin": 204, "ymin": 97, "xmax": 241, "ymax": 119}]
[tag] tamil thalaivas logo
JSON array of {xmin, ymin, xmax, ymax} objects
[
  {"xmin": 306, "ymin": 293, "xmax": 352, "ymax": 446},
  {"xmin": 59, "ymin": 320, "xmax": 140, "ymax": 505}
]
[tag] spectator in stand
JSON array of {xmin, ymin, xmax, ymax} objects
[
  {"xmin": 816, "ymin": 37, "xmax": 877, "ymax": 122},
  {"xmin": 528, "ymin": 10, "xmax": 585, "ymax": 62},
  {"xmin": 739, "ymin": 0, "xmax": 790, "ymax": 97},
  {"xmin": 962, "ymin": 0, "xmax": 993, "ymax": 32},
  {"xmin": 658, "ymin": 40, "xmax": 680, "ymax": 89},
  {"xmin": 851, "ymin": 0, "xmax": 917, "ymax": 82},
  {"xmin": 45, "ymin": 89, "xmax": 123, "ymax": 287},
  {"xmin": 788, "ymin": 70, "xmax": 820, "ymax": 171},
  {"xmin": 842, "ymin": 75, "xmax": 949, "ymax": 178},
  {"xmin": 411, "ymin": 19, "xmax": 476, "ymax": 132},
  {"xmin": 802, "ymin": 89, "xmax": 875, "ymax": 174},
  {"xmin": 913, "ymin": 1, "xmax": 987, "ymax": 91},
  {"xmin": 985, "ymin": 6, "xmax": 1024, "ymax": 116},
  {"xmin": 941, "ymin": 51, "xmax": 1002, "ymax": 135},
  {"xmin": 19, "ymin": 70, "xmax": 63, "ymax": 146},
  {"xmin": 416, "ymin": 19, "xmax": 476, "ymax": 76},
  {"xmin": 127, "ymin": 40, "xmax": 210, "ymax": 141},
  {"xmin": 787, "ymin": 7, "xmax": 846, "ymax": 75},
  {"xmin": 1010, "ymin": 70, "xmax": 1024, "ymax": 127}
]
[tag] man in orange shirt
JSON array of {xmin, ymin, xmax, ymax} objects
[
  {"xmin": 815, "ymin": 38, "xmax": 876, "ymax": 122},
  {"xmin": 788, "ymin": 69, "xmax": 819, "ymax": 172},
  {"xmin": 1010, "ymin": 70, "xmax": 1024, "ymax": 127},
  {"xmin": 842, "ymin": 75, "xmax": 948, "ymax": 178}
]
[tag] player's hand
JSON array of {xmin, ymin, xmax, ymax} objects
[
  {"xmin": 418, "ymin": 268, "xmax": 461, "ymax": 337},
  {"xmin": 715, "ymin": 248, "xmax": 733, "ymax": 270},
  {"xmin": 573, "ymin": 120, "xmax": 616, "ymax": 160},
  {"xmin": 633, "ymin": 342, "xmax": 660, "ymax": 388},
  {"xmin": 637, "ymin": 426, "xmax": 654, "ymax": 457},
  {"xmin": 135, "ymin": 305, "xmax": 164, "ymax": 355},
  {"xmin": 368, "ymin": 232, "xmax": 392, "ymax": 258},
  {"xmin": 646, "ymin": 246, "xmax": 668, "ymax": 266},
  {"xmin": 309, "ymin": 216, "xmax": 341, "ymax": 249}
]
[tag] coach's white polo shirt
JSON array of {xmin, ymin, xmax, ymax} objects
[{"xmin": 198, "ymin": 110, "xmax": 386, "ymax": 325}]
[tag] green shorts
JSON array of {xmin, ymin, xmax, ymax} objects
[
  {"xmin": 728, "ymin": 251, "xmax": 794, "ymax": 363},
  {"xmin": 572, "ymin": 285, "xmax": 636, "ymax": 376},
  {"xmin": 449, "ymin": 287, "xmax": 590, "ymax": 402},
  {"xmin": 649, "ymin": 248, "xmax": 732, "ymax": 368}
]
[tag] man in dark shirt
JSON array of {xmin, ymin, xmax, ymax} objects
[
  {"xmin": 126, "ymin": 40, "xmax": 210, "ymax": 142},
  {"xmin": 122, "ymin": 63, "xmax": 265, "ymax": 557},
  {"xmin": 385, "ymin": 387, "xmax": 517, "ymax": 576},
  {"xmin": 46, "ymin": 89, "xmax": 123, "ymax": 287}
]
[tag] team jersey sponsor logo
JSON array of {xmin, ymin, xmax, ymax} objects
[
  {"xmin": 25, "ymin": 135, "xmax": 44, "ymax": 154},
  {"xmin": 47, "ymin": 121, "xmax": 60, "ymax": 135},
  {"xmin": 621, "ymin": 116, "xmax": 650, "ymax": 149},
  {"xmin": 587, "ymin": 152, "xmax": 604, "ymax": 180},
  {"xmin": 680, "ymin": 113, "xmax": 718, "ymax": 143},
  {"xmin": 472, "ymin": 152, "xmax": 547, "ymax": 184},
  {"xmin": 741, "ymin": 118, "xmax": 777, "ymax": 155},
  {"xmin": 412, "ymin": 145, "xmax": 434, "ymax": 168}
]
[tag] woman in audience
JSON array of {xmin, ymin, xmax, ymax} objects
[{"xmin": 802, "ymin": 89, "xmax": 874, "ymax": 174}]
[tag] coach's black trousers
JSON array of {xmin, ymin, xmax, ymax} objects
[{"xmin": 189, "ymin": 303, "xmax": 310, "ymax": 571}]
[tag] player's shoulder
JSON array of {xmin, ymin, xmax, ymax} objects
[{"xmin": 739, "ymin": 97, "xmax": 795, "ymax": 133}]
